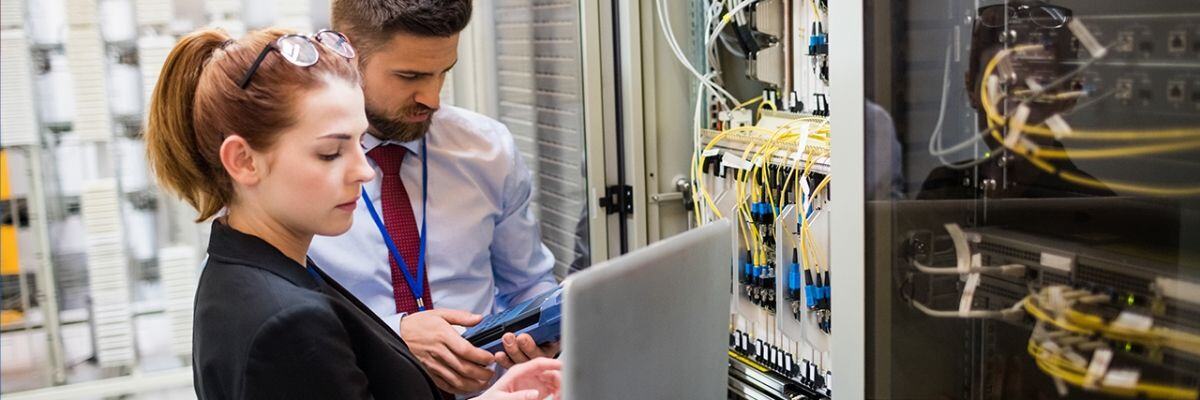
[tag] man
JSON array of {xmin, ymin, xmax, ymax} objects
[{"xmin": 309, "ymin": 0, "xmax": 561, "ymax": 395}]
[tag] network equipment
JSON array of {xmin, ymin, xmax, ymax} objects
[
  {"xmin": 871, "ymin": 1, "xmax": 1200, "ymax": 398},
  {"xmin": 656, "ymin": 0, "xmax": 834, "ymax": 398},
  {"xmin": 902, "ymin": 222, "xmax": 1200, "ymax": 399}
]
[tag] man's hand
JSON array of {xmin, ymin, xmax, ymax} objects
[
  {"xmin": 493, "ymin": 332, "xmax": 561, "ymax": 369},
  {"xmin": 399, "ymin": 309, "xmax": 496, "ymax": 394},
  {"xmin": 476, "ymin": 357, "xmax": 562, "ymax": 400}
]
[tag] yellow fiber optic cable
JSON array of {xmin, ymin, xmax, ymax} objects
[
  {"xmin": 980, "ymin": 45, "xmax": 1200, "ymax": 141},
  {"xmin": 980, "ymin": 50, "xmax": 1200, "ymax": 197},
  {"xmin": 1029, "ymin": 140, "xmax": 1200, "ymax": 160},
  {"xmin": 737, "ymin": 95, "xmax": 764, "ymax": 110}
]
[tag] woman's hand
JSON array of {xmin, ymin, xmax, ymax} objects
[{"xmin": 474, "ymin": 357, "xmax": 562, "ymax": 400}]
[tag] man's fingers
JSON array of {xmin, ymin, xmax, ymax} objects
[
  {"xmin": 432, "ymin": 345, "xmax": 494, "ymax": 383},
  {"xmin": 503, "ymin": 333, "xmax": 531, "ymax": 364},
  {"xmin": 422, "ymin": 358, "xmax": 466, "ymax": 394},
  {"xmin": 435, "ymin": 309, "xmax": 484, "ymax": 327},
  {"xmin": 516, "ymin": 334, "xmax": 542, "ymax": 358},
  {"xmin": 447, "ymin": 333, "xmax": 499, "ymax": 365},
  {"xmin": 494, "ymin": 351, "xmax": 516, "ymax": 369}
]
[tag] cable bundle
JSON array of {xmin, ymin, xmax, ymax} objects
[
  {"xmin": 1025, "ymin": 286, "xmax": 1200, "ymax": 399},
  {"xmin": 978, "ymin": 44, "xmax": 1200, "ymax": 197}
]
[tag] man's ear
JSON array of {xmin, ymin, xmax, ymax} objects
[{"xmin": 219, "ymin": 135, "xmax": 261, "ymax": 187}]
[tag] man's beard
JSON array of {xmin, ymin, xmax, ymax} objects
[{"xmin": 365, "ymin": 104, "xmax": 436, "ymax": 143}]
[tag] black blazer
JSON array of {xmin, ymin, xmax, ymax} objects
[{"xmin": 193, "ymin": 220, "xmax": 439, "ymax": 399}]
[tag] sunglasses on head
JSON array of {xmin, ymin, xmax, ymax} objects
[
  {"xmin": 978, "ymin": 3, "xmax": 1072, "ymax": 29},
  {"xmin": 238, "ymin": 29, "xmax": 356, "ymax": 89}
]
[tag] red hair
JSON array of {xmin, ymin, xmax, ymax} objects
[{"xmin": 145, "ymin": 28, "xmax": 361, "ymax": 221}]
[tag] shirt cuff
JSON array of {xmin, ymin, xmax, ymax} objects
[
  {"xmin": 383, "ymin": 312, "xmax": 405, "ymax": 336},
  {"xmin": 516, "ymin": 281, "xmax": 561, "ymax": 303}
]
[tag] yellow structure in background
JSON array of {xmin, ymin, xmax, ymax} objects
[
  {"xmin": 1, "ymin": 149, "xmax": 16, "ymax": 275},
  {"xmin": 1, "ymin": 149, "xmax": 22, "ymax": 325}
]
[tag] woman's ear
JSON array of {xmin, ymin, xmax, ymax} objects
[{"xmin": 219, "ymin": 135, "xmax": 261, "ymax": 186}]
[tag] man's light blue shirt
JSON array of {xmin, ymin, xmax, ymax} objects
[{"xmin": 309, "ymin": 106, "xmax": 558, "ymax": 334}]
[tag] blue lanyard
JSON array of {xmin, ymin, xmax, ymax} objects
[
  {"xmin": 361, "ymin": 139, "xmax": 429, "ymax": 311},
  {"xmin": 305, "ymin": 264, "xmax": 324, "ymax": 284}
]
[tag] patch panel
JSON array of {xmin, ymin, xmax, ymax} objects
[
  {"xmin": 1071, "ymin": 15, "xmax": 1200, "ymax": 61},
  {"xmin": 906, "ymin": 224, "xmax": 1200, "ymax": 377},
  {"xmin": 683, "ymin": 0, "xmax": 833, "ymax": 396},
  {"xmin": 728, "ymin": 329, "xmax": 831, "ymax": 399}
]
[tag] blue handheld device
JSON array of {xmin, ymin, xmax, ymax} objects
[{"xmin": 462, "ymin": 287, "xmax": 563, "ymax": 353}]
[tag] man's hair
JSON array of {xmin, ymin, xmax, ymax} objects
[{"xmin": 332, "ymin": 0, "xmax": 473, "ymax": 59}]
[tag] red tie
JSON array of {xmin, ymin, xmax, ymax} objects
[{"xmin": 367, "ymin": 145, "xmax": 433, "ymax": 315}]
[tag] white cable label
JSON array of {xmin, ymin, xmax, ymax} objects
[
  {"xmin": 958, "ymin": 273, "xmax": 981, "ymax": 316},
  {"xmin": 1112, "ymin": 311, "xmax": 1154, "ymax": 333},
  {"xmin": 1048, "ymin": 286, "xmax": 1068, "ymax": 311},
  {"xmin": 1025, "ymin": 77, "xmax": 1045, "ymax": 93},
  {"xmin": 702, "ymin": 148, "xmax": 721, "ymax": 157},
  {"xmin": 1068, "ymin": 19, "xmax": 1108, "ymax": 59},
  {"xmin": 1102, "ymin": 369, "xmax": 1140, "ymax": 389},
  {"xmin": 987, "ymin": 75, "xmax": 1002, "ymax": 109},
  {"xmin": 1040, "ymin": 252, "xmax": 1073, "ymax": 272},
  {"xmin": 1041, "ymin": 341, "xmax": 1062, "ymax": 355},
  {"xmin": 1083, "ymin": 349, "xmax": 1113, "ymax": 389},
  {"xmin": 721, "ymin": 152, "xmax": 754, "ymax": 171},
  {"xmin": 1064, "ymin": 349, "xmax": 1089, "ymax": 370},
  {"xmin": 1005, "ymin": 104, "xmax": 1032, "ymax": 148},
  {"xmin": 1044, "ymin": 115, "xmax": 1073, "ymax": 139},
  {"xmin": 1052, "ymin": 377, "xmax": 1069, "ymax": 397}
]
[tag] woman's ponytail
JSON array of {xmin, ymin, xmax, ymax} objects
[{"xmin": 145, "ymin": 29, "xmax": 231, "ymax": 221}]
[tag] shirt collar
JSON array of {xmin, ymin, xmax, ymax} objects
[{"xmin": 362, "ymin": 132, "xmax": 423, "ymax": 157}]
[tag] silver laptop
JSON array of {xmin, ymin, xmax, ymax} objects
[{"xmin": 561, "ymin": 219, "xmax": 733, "ymax": 399}]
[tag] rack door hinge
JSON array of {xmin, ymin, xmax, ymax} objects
[{"xmin": 598, "ymin": 185, "xmax": 634, "ymax": 215}]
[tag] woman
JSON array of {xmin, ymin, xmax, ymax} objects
[{"xmin": 145, "ymin": 28, "xmax": 560, "ymax": 400}]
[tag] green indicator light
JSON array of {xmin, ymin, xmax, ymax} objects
[
  {"xmin": 1127, "ymin": 295, "xmax": 1136, "ymax": 306},
  {"xmin": 1125, "ymin": 343, "xmax": 1133, "ymax": 352}
]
